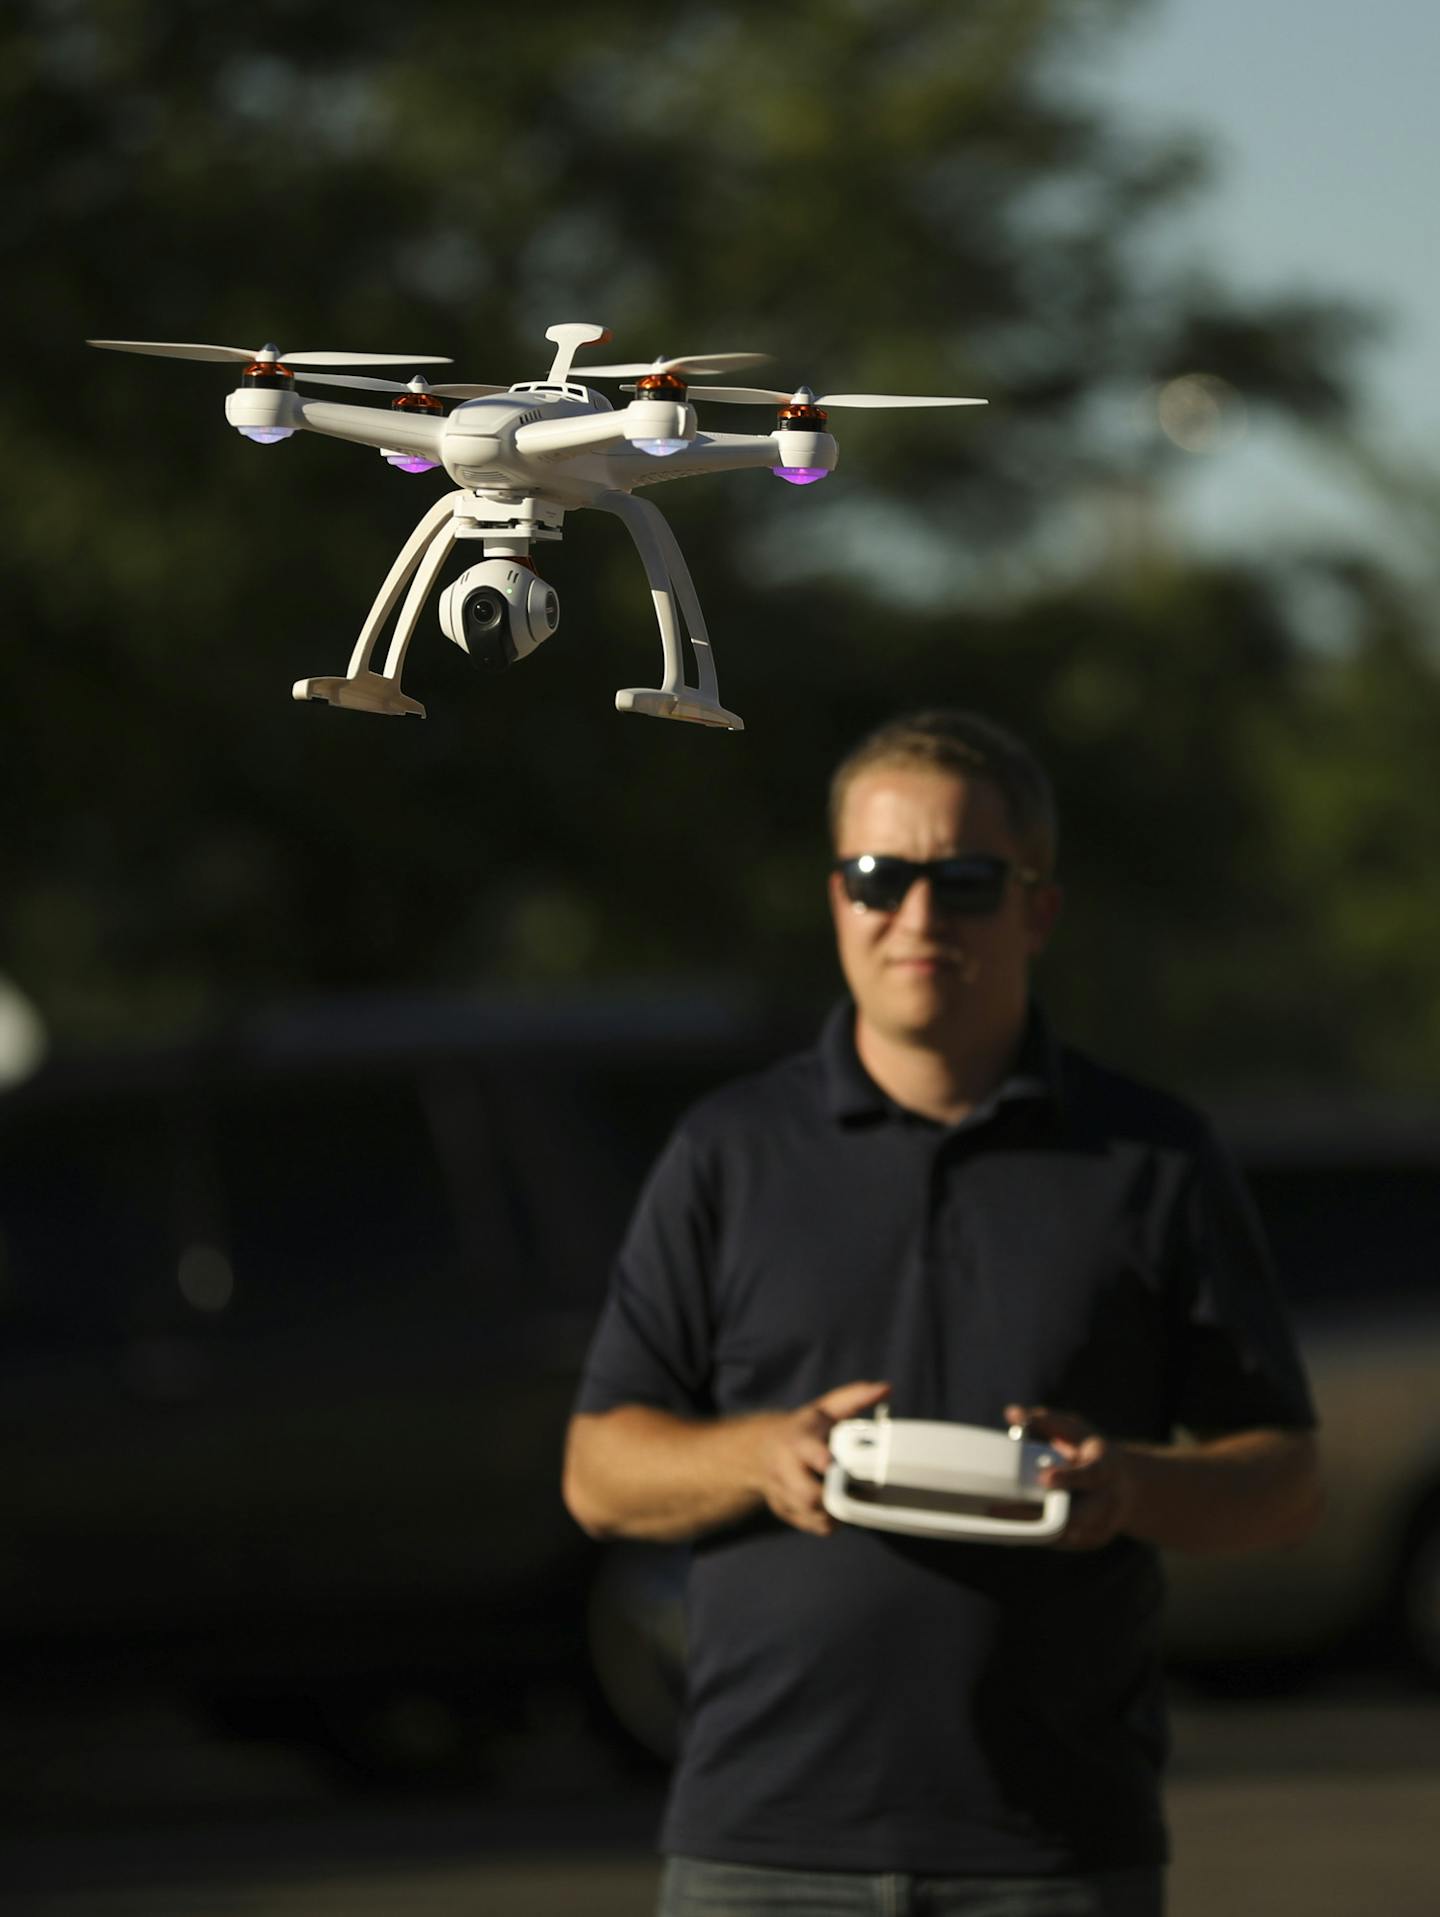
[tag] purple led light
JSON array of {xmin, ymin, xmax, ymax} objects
[
  {"xmin": 773, "ymin": 466, "xmax": 830, "ymax": 485},
  {"xmin": 237, "ymin": 426, "xmax": 294, "ymax": 445},
  {"xmin": 631, "ymin": 436, "xmax": 689, "ymax": 457},
  {"xmin": 385, "ymin": 453, "xmax": 440, "ymax": 474}
]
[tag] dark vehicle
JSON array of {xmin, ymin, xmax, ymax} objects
[
  {"xmin": 0, "ymin": 992, "xmax": 793, "ymax": 1776},
  {"xmin": 1164, "ymin": 1100, "xmax": 1440, "ymax": 1690}
]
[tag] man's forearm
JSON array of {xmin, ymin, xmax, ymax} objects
[
  {"xmin": 1118, "ymin": 1429, "xmax": 1322, "ymax": 1553},
  {"xmin": 563, "ymin": 1405, "xmax": 778, "ymax": 1543}
]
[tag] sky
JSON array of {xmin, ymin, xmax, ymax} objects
[{"xmin": 1092, "ymin": 0, "xmax": 1440, "ymax": 560}]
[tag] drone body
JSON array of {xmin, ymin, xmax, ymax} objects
[{"xmin": 90, "ymin": 322, "xmax": 985, "ymax": 731}]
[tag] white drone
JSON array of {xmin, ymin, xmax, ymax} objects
[{"xmin": 89, "ymin": 322, "xmax": 985, "ymax": 731}]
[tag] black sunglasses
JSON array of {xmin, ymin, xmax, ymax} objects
[{"xmin": 834, "ymin": 853, "xmax": 1040, "ymax": 916}]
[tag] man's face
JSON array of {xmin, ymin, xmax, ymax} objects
[{"xmin": 828, "ymin": 764, "xmax": 1061, "ymax": 1048}]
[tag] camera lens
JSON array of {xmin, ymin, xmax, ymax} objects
[
  {"xmin": 464, "ymin": 588, "xmax": 507, "ymax": 636},
  {"xmin": 462, "ymin": 584, "xmax": 517, "ymax": 672},
  {"xmin": 543, "ymin": 591, "xmax": 559, "ymax": 630}
]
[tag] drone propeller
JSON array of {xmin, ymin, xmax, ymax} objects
[
  {"xmin": 87, "ymin": 339, "xmax": 453, "ymax": 368},
  {"xmin": 691, "ymin": 385, "xmax": 987, "ymax": 409},
  {"xmin": 289, "ymin": 371, "xmax": 506, "ymax": 399},
  {"xmin": 577, "ymin": 351, "xmax": 772, "ymax": 380}
]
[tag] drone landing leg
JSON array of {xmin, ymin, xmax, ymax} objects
[
  {"xmin": 292, "ymin": 489, "xmax": 465, "ymax": 718},
  {"xmin": 595, "ymin": 491, "xmax": 744, "ymax": 731},
  {"xmin": 645, "ymin": 507, "xmax": 725, "ymax": 709},
  {"xmin": 380, "ymin": 516, "xmax": 461, "ymax": 685}
]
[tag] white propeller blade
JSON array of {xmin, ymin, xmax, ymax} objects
[
  {"xmin": 291, "ymin": 372, "xmax": 506, "ymax": 398},
  {"xmin": 685, "ymin": 386, "xmax": 795, "ymax": 405},
  {"xmin": 819, "ymin": 393, "xmax": 987, "ymax": 409},
  {"xmin": 87, "ymin": 339, "xmax": 453, "ymax": 367},
  {"xmin": 278, "ymin": 351, "xmax": 455, "ymax": 367},
  {"xmin": 578, "ymin": 351, "xmax": 772, "ymax": 379},
  {"xmin": 692, "ymin": 385, "xmax": 986, "ymax": 408}
]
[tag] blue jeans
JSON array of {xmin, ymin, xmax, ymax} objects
[{"xmin": 658, "ymin": 1856, "xmax": 1164, "ymax": 1917}]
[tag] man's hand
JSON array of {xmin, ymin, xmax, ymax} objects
[
  {"xmin": 564, "ymin": 1385, "xmax": 891, "ymax": 1545},
  {"xmin": 1005, "ymin": 1402, "xmax": 1137, "ymax": 1551},
  {"xmin": 1005, "ymin": 1404, "xmax": 1322, "ymax": 1554},
  {"xmin": 759, "ymin": 1380, "xmax": 892, "ymax": 1536}
]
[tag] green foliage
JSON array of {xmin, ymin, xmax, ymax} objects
[{"xmin": 3, "ymin": 0, "xmax": 1438, "ymax": 1088}]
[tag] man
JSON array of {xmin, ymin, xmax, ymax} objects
[{"xmin": 563, "ymin": 709, "xmax": 1320, "ymax": 1917}]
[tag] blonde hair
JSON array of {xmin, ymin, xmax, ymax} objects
[{"xmin": 828, "ymin": 709, "xmax": 1057, "ymax": 875}]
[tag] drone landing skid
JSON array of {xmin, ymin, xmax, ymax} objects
[
  {"xmin": 294, "ymin": 671, "xmax": 426, "ymax": 719},
  {"xmin": 594, "ymin": 490, "xmax": 745, "ymax": 733},
  {"xmin": 291, "ymin": 483, "xmax": 746, "ymax": 729},
  {"xmin": 615, "ymin": 688, "xmax": 743, "ymax": 729}
]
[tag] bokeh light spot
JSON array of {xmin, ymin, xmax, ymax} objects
[
  {"xmin": 178, "ymin": 1243, "xmax": 235, "ymax": 1313},
  {"xmin": 1155, "ymin": 373, "xmax": 1248, "ymax": 454}
]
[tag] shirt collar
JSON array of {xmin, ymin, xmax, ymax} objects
[{"xmin": 819, "ymin": 998, "xmax": 1063, "ymax": 1128}]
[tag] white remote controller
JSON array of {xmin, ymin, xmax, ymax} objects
[{"xmin": 824, "ymin": 1410, "xmax": 1070, "ymax": 1544}]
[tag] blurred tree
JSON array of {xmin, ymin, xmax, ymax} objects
[{"xmin": 2, "ymin": 0, "xmax": 1436, "ymax": 1087}]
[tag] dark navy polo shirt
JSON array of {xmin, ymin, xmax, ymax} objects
[{"xmin": 575, "ymin": 1003, "xmax": 1315, "ymax": 1876}]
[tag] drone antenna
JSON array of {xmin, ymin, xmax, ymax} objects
[{"xmin": 544, "ymin": 321, "xmax": 612, "ymax": 386}]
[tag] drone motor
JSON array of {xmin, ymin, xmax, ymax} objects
[
  {"xmin": 383, "ymin": 387, "xmax": 446, "ymax": 474},
  {"xmin": 236, "ymin": 353, "xmax": 299, "ymax": 442}
]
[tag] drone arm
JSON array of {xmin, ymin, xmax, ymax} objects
[
  {"xmin": 513, "ymin": 408, "xmax": 652, "ymax": 462},
  {"xmin": 295, "ymin": 399, "xmax": 445, "ymax": 460},
  {"xmin": 603, "ymin": 430, "xmax": 819, "ymax": 486}
]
